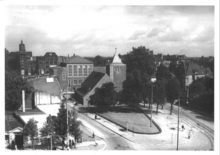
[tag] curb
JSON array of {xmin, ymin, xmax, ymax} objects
[{"xmin": 82, "ymin": 113, "xmax": 137, "ymax": 144}]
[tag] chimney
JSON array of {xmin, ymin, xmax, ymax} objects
[{"xmin": 22, "ymin": 90, "xmax": 25, "ymax": 112}]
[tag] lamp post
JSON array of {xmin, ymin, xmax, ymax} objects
[
  {"xmin": 177, "ymin": 99, "xmax": 180, "ymax": 150},
  {"xmin": 150, "ymin": 84, "xmax": 155, "ymax": 127},
  {"xmin": 186, "ymin": 86, "xmax": 189, "ymax": 104},
  {"xmin": 66, "ymin": 86, "xmax": 69, "ymax": 150}
]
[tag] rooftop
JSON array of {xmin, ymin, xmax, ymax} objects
[
  {"xmin": 77, "ymin": 71, "xmax": 106, "ymax": 96},
  {"xmin": 5, "ymin": 113, "xmax": 25, "ymax": 132},
  {"xmin": 28, "ymin": 77, "xmax": 61, "ymax": 96},
  {"xmin": 66, "ymin": 56, "xmax": 93, "ymax": 64}
]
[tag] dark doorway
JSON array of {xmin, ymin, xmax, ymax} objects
[{"xmin": 15, "ymin": 135, "xmax": 23, "ymax": 150}]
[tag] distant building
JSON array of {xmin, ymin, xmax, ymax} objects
[
  {"xmin": 36, "ymin": 56, "xmax": 46, "ymax": 75},
  {"xmin": 18, "ymin": 40, "xmax": 33, "ymax": 76},
  {"xmin": 106, "ymin": 48, "xmax": 126, "ymax": 91},
  {"xmin": 185, "ymin": 62, "xmax": 213, "ymax": 87},
  {"xmin": 43, "ymin": 52, "xmax": 58, "ymax": 74}
]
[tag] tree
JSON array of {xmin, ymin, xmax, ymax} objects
[
  {"xmin": 68, "ymin": 110, "xmax": 82, "ymax": 141},
  {"xmin": 121, "ymin": 46, "xmax": 156, "ymax": 106},
  {"xmin": 40, "ymin": 115, "xmax": 57, "ymax": 136},
  {"xmin": 189, "ymin": 81, "xmax": 206, "ymax": 99},
  {"xmin": 23, "ymin": 118, "xmax": 38, "ymax": 149},
  {"xmin": 151, "ymin": 81, "xmax": 166, "ymax": 114},
  {"xmin": 55, "ymin": 102, "xmax": 67, "ymax": 136},
  {"xmin": 54, "ymin": 102, "xmax": 82, "ymax": 140},
  {"xmin": 175, "ymin": 61, "xmax": 186, "ymax": 89},
  {"xmin": 169, "ymin": 61, "xmax": 177, "ymax": 74},
  {"xmin": 5, "ymin": 70, "xmax": 33, "ymax": 110},
  {"xmin": 166, "ymin": 78, "xmax": 181, "ymax": 114},
  {"xmin": 89, "ymin": 82, "xmax": 117, "ymax": 110},
  {"xmin": 123, "ymin": 46, "xmax": 156, "ymax": 76},
  {"xmin": 121, "ymin": 70, "xmax": 143, "ymax": 109},
  {"xmin": 155, "ymin": 63, "xmax": 171, "ymax": 81}
]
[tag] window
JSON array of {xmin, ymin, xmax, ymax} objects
[
  {"xmin": 83, "ymin": 65, "xmax": 88, "ymax": 76},
  {"xmin": 88, "ymin": 65, "xmax": 92, "ymax": 74},
  {"xmin": 62, "ymin": 72, "xmax": 66, "ymax": 80},
  {"xmin": 74, "ymin": 80, "xmax": 77, "ymax": 85},
  {"xmin": 74, "ymin": 65, "xmax": 77, "ymax": 76},
  {"xmin": 79, "ymin": 65, "xmax": 82, "ymax": 76},
  {"xmin": 78, "ymin": 80, "xmax": 82, "ymax": 85},
  {"xmin": 68, "ymin": 79, "xmax": 71, "ymax": 88},
  {"xmin": 68, "ymin": 65, "xmax": 73, "ymax": 77}
]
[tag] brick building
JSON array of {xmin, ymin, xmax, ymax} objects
[{"xmin": 43, "ymin": 52, "xmax": 58, "ymax": 74}]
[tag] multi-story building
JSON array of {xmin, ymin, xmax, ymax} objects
[
  {"xmin": 53, "ymin": 55, "xmax": 94, "ymax": 92},
  {"xmin": 18, "ymin": 40, "xmax": 33, "ymax": 76},
  {"xmin": 43, "ymin": 52, "xmax": 58, "ymax": 74},
  {"xmin": 36, "ymin": 56, "xmax": 46, "ymax": 75}
]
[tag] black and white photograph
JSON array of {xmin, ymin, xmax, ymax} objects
[{"xmin": 2, "ymin": 0, "xmax": 219, "ymax": 153}]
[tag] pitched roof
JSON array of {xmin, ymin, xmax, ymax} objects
[
  {"xmin": 5, "ymin": 113, "xmax": 25, "ymax": 132},
  {"xmin": 77, "ymin": 71, "xmax": 105, "ymax": 96},
  {"xmin": 65, "ymin": 56, "xmax": 93, "ymax": 64},
  {"xmin": 28, "ymin": 77, "xmax": 61, "ymax": 96},
  {"xmin": 112, "ymin": 50, "xmax": 122, "ymax": 64},
  {"xmin": 186, "ymin": 63, "xmax": 213, "ymax": 76}
]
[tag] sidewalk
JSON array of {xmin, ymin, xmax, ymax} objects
[
  {"xmin": 30, "ymin": 104, "xmax": 107, "ymax": 151},
  {"xmin": 84, "ymin": 105, "xmax": 212, "ymax": 150}
]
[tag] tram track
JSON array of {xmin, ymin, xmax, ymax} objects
[{"xmin": 163, "ymin": 105, "xmax": 214, "ymax": 150}]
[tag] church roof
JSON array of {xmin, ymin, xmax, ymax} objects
[
  {"xmin": 112, "ymin": 48, "xmax": 123, "ymax": 64},
  {"xmin": 77, "ymin": 71, "xmax": 106, "ymax": 96}
]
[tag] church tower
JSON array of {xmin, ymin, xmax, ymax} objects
[
  {"xmin": 106, "ymin": 48, "xmax": 126, "ymax": 91},
  {"xmin": 19, "ymin": 40, "xmax": 26, "ymax": 52}
]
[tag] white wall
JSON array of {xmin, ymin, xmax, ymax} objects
[{"xmin": 35, "ymin": 91, "xmax": 61, "ymax": 105}]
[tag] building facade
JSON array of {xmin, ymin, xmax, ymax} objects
[{"xmin": 43, "ymin": 52, "xmax": 58, "ymax": 74}]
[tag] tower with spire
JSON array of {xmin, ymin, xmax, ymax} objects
[
  {"xmin": 106, "ymin": 48, "xmax": 126, "ymax": 91},
  {"xmin": 19, "ymin": 40, "xmax": 26, "ymax": 52}
]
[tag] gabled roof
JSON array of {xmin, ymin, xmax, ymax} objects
[
  {"xmin": 77, "ymin": 71, "xmax": 106, "ymax": 96},
  {"xmin": 5, "ymin": 113, "xmax": 25, "ymax": 132},
  {"xmin": 93, "ymin": 66, "xmax": 106, "ymax": 73},
  {"xmin": 186, "ymin": 63, "xmax": 213, "ymax": 76},
  {"xmin": 66, "ymin": 56, "xmax": 93, "ymax": 64}
]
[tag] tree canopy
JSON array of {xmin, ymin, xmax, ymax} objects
[
  {"xmin": 89, "ymin": 82, "xmax": 117, "ymax": 110},
  {"xmin": 121, "ymin": 70, "xmax": 143, "ymax": 108},
  {"xmin": 23, "ymin": 118, "xmax": 38, "ymax": 149},
  {"xmin": 5, "ymin": 70, "xmax": 33, "ymax": 110},
  {"xmin": 54, "ymin": 102, "xmax": 82, "ymax": 139},
  {"xmin": 156, "ymin": 63, "xmax": 171, "ymax": 81}
]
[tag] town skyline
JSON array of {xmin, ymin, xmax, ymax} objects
[{"xmin": 5, "ymin": 5, "xmax": 214, "ymax": 57}]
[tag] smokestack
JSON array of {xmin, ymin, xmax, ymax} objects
[{"xmin": 22, "ymin": 90, "xmax": 25, "ymax": 112}]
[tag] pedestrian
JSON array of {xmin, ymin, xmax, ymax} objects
[
  {"xmin": 11, "ymin": 140, "xmax": 15, "ymax": 150},
  {"xmin": 69, "ymin": 140, "xmax": 72, "ymax": 149},
  {"xmin": 95, "ymin": 115, "xmax": 97, "ymax": 119},
  {"xmin": 92, "ymin": 132, "xmax": 95, "ymax": 138},
  {"xmin": 182, "ymin": 125, "xmax": 185, "ymax": 131},
  {"xmin": 72, "ymin": 140, "xmax": 76, "ymax": 149},
  {"xmin": 62, "ymin": 138, "xmax": 65, "ymax": 150},
  {"xmin": 188, "ymin": 131, "xmax": 191, "ymax": 139}
]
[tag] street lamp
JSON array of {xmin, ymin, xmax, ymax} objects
[
  {"xmin": 66, "ymin": 86, "xmax": 69, "ymax": 150},
  {"xmin": 177, "ymin": 99, "xmax": 180, "ymax": 151},
  {"xmin": 186, "ymin": 86, "xmax": 189, "ymax": 104},
  {"xmin": 150, "ymin": 84, "xmax": 155, "ymax": 127}
]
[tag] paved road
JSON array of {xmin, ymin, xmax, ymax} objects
[
  {"xmin": 164, "ymin": 103, "xmax": 214, "ymax": 150},
  {"xmin": 67, "ymin": 104, "xmax": 134, "ymax": 150}
]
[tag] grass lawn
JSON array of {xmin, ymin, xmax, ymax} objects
[{"xmin": 97, "ymin": 106, "xmax": 160, "ymax": 134}]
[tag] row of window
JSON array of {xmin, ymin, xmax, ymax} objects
[
  {"xmin": 62, "ymin": 72, "xmax": 83, "ymax": 86},
  {"xmin": 68, "ymin": 65, "xmax": 93, "ymax": 77},
  {"xmin": 68, "ymin": 79, "xmax": 83, "ymax": 87}
]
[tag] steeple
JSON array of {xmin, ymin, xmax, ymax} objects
[
  {"xmin": 19, "ymin": 39, "xmax": 26, "ymax": 52},
  {"xmin": 112, "ymin": 48, "xmax": 122, "ymax": 64}
]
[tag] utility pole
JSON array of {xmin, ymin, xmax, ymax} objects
[{"xmin": 177, "ymin": 99, "xmax": 180, "ymax": 150}]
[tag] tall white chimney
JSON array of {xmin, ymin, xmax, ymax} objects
[{"xmin": 22, "ymin": 90, "xmax": 25, "ymax": 112}]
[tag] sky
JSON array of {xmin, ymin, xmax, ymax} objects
[{"xmin": 5, "ymin": 5, "xmax": 215, "ymax": 57}]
